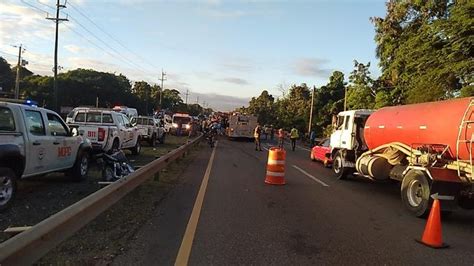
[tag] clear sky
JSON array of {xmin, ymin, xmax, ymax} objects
[{"xmin": 0, "ymin": 0, "xmax": 386, "ymax": 111}]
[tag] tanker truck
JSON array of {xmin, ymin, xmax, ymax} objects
[{"xmin": 330, "ymin": 97, "xmax": 474, "ymax": 217}]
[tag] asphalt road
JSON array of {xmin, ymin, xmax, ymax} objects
[{"xmin": 115, "ymin": 138, "xmax": 474, "ymax": 265}]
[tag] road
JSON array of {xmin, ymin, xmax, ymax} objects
[{"xmin": 115, "ymin": 138, "xmax": 474, "ymax": 265}]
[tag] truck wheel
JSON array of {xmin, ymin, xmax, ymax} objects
[
  {"xmin": 69, "ymin": 151, "xmax": 89, "ymax": 181},
  {"xmin": 149, "ymin": 134, "xmax": 156, "ymax": 147},
  {"xmin": 131, "ymin": 139, "xmax": 141, "ymax": 155},
  {"xmin": 0, "ymin": 168, "xmax": 17, "ymax": 211},
  {"xmin": 158, "ymin": 133, "xmax": 165, "ymax": 144},
  {"xmin": 401, "ymin": 170, "xmax": 431, "ymax": 217},
  {"xmin": 110, "ymin": 138, "xmax": 120, "ymax": 153},
  {"xmin": 333, "ymin": 151, "xmax": 350, "ymax": 180}
]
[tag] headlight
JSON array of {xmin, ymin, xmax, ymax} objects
[
  {"xmin": 172, "ymin": 123, "xmax": 178, "ymax": 128},
  {"xmin": 185, "ymin": 124, "xmax": 191, "ymax": 129}
]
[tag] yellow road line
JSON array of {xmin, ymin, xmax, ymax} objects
[{"xmin": 175, "ymin": 141, "xmax": 218, "ymax": 266}]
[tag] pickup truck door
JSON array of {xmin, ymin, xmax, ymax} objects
[
  {"xmin": 115, "ymin": 115, "xmax": 129, "ymax": 148},
  {"xmin": 45, "ymin": 112, "xmax": 79, "ymax": 170},
  {"xmin": 122, "ymin": 115, "xmax": 136, "ymax": 148},
  {"xmin": 22, "ymin": 109, "xmax": 54, "ymax": 176}
]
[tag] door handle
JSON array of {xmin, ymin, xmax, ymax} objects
[
  {"xmin": 33, "ymin": 141, "xmax": 41, "ymax": 146},
  {"xmin": 53, "ymin": 141, "xmax": 60, "ymax": 145}
]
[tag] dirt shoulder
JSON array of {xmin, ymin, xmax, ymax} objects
[
  {"xmin": 0, "ymin": 135, "xmax": 191, "ymax": 244},
  {"xmin": 36, "ymin": 138, "xmax": 203, "ymax": 264}
]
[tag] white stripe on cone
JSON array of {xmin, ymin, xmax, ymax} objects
[
  {"xmin": 267, "ymin": 159, "xmax": 285, "ymax": 165},
  {"xmin": 266, "ymin": 171, "xmax": 285, "ymax": 177}
]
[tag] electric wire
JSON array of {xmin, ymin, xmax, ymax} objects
[{"xmin": 68, "ymin": 0, "xmax": 160, "ymax": 70}]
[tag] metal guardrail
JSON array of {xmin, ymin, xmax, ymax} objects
[{"xmin": 0, "ymin": 134, "xmax": 204, "ymax": 265}]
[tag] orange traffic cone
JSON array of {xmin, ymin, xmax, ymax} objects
[
  {"xmin": 416, "ymin": 198, "xmax": 449, "ymax": 248},
  {"xmin": 265, "ymin": 147, "xmax": 286, "ymax": 185}
]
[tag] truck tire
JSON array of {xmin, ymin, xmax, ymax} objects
[
  {"xmin": 0, "ymin": 167, "xmax": 17, "ymax": 211},
  {"xmin": 333, "ymin": 151, "xmax": 350, "ymax": 180},
  {"xmin": 68, "ymin": 151, "xmax": 90, "ymax": 181},
  {"xmin": 110, "ymin": 138, "xmax": 120, "ymax": 153},
  {"xmin": 131, "ymin": 139, "xmax": 141, "ymax": 155},
  {"xmin": 149, "ymin": 134, "xmax": 156, "ymax": 147},
  {"xmin": 401, "ymin": 170, "xmax": 432, "ymax": 217}
]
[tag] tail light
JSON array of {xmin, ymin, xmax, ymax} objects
[{"xmin": 98, "ymin": 127, "xmax": 106, "ymax": 141}]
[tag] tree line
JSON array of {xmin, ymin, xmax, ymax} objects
[
  {"xmin": 0, "ymin": 59, "xmax": 211, "ymax": 116},
  {"xmin": 239, "ymin": 0, "xmax": 473, "ymax": 137}
]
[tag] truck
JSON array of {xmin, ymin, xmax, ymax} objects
[
  {"xmin": 330, "ymin": 97, "xmax": 474, "ymax": 217},
  {"xmin": 170, "ymin": 113, "xmax": 192, "ymax": 135},
  {"xmin": 227, "ymin": 114, "xmax": 258, "ymax": 140},
  {"xmin": 67, "ymin": 108, "xmax": 141, "ymax": 154},
  {"xmin": 132, "ymin": 116, "xmax": 166, "ymax": 146},
  {"xmin": 0, "ymin": 100, "xmax": 92, "ymax": 210}
]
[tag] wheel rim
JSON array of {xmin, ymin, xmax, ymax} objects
[
  {"xmin": 0, "ymin": 175, "xmax": 13, "ymax": 205},
  {"xmin": 407, "ymin": 179, "xmax": 424, "ymax": 207},
  {"xmin": 80, "ymin": 156, "xmax": 88, "ymax": 176},
  {"xmin": 334, "ymin": 156, "xmax": 342, "ymax": 174}
]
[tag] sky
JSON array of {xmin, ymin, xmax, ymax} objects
[{"xmin": 0, "ymin": 0, "xmax": 386, "ymax": 111}]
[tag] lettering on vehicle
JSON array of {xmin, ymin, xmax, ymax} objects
[
  {"xmin": 87, "ymin": 131, "xmax": 96, "ymax": 138},
  {"xmin": 58, "ymin": 146, "xmax": 72, "ymax": 157}
]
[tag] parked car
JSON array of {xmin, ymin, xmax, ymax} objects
[
  {"xmin": 67, "ymin": 108, "xmax": 141, "ymax": 154},
  {"xmin": 0, "ymin": 100, "xmax": 92, "ymax": 211},
  {"xmin": 170, "ymin": 113, "xmax": 192, "ymax": 135},
  {"xmin": 132, "ymin": 116, "xmax": 166, "ymax": 146},
  {"xmin": 310, "ymin": 138, "xmax": 332, "ymax": 167}
]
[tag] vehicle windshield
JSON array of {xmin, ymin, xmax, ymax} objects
[{"xmin": 173, "ymin": 117, "xmax": 191, "ymax": 124}]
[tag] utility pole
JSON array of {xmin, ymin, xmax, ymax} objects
[
  {"xmin": 158, "ymin": 69, "xmax": 167, "ymax": 106},
  {"xmin": 185, "ymin": 89, "xmax": 189, "ymax": 105},
  {"xmin": 308, "ymin": 86, "xmax": 315, "ymax": 136},
  {"xmin": 344, "ymin": 86, "xmax": 347, "ymax": 111},
  {"xmin": 47, "ymin": 0, "xmax": 68, "ymax": 112},
  {"xmin": 196, "ymin": 96, "xmax": 199, "ymax": 104},
  {"xmin": 14, "ymin": 44, "xmax": 25, "ymax": 99}
]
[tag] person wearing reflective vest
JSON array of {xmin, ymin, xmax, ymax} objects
[{"xmin": 290, "ymin": 126, "xmax": 299, "ymax": 151}]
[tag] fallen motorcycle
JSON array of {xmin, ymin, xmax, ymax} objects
[{"xmin": 100, "ymin": 150, "xmax": 135, "ymax": 182}]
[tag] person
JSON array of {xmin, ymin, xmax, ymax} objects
[
  {"xmin": 278, "ymin": 128, "xmax": 285, "ymax": 148},
  {"xmin": 290, "ymin": 126, "xmax": 299, "ymax": 151},
  {"xmin": 254, "ymin": 123, "xmax": 262, "ymax": 151},
  {"xmin": 270, "ymin": 126, "xmax": 275, "ymax": 141},
  {"xmin": 310, "ymin": 129, "xmax": 316, "ymax": 147}
]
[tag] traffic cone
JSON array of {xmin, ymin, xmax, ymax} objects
[
  {"xmin": 265, "ymin": 147, "xmax": 286, "ymax": 185},
  {"xmin": 416, "ymin": 198, "xmax": 449, "ymax": 248}
]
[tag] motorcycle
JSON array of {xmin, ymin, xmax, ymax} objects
[
  {"xmin": 205, "ymin": 129, "xmax": 216, "ymax": 148},
  {"xmin": 101, "ymin": 150, "xmax": 135, "ymax": 182}
]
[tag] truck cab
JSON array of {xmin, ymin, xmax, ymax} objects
[{"xmin": 330, "ymin": 110, "xmax": 373, "ymax": 152}]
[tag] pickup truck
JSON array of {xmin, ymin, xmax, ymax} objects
[
  {"xmin": 67, "ymin": 108, "xmax": 141, "ymax": 155},
  {"xmin": 132, "ymin": 116, "xmax": 166, "ymax": 146},
  {"xmin": 0, "ymin": 101, "xmax": 92, "ymax": 211}
]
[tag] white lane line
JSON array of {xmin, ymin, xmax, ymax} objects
[
  {"xmin": 175, "ymin": 141, "xmax": 218, "ymax": 266},
  {"xmin": 297, "ymin": 146, "xmax": 311, "ymax": 151},
  {"xmin": 292, "ymin": 165, "xmax": 330, "ymax": 187}
]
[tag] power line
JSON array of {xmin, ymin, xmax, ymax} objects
[
  {"xmin": 20, "ymin": 0, "xmax": 49, "ymax": 15},
  {"xmin": 35, "ymin": 0, "xmax": 55, "ymax": 10},
  {"xmin": 66, "ymin": 14, "xmax": 155, "ymax": 76},
  {"xmin": 68, "ymin": 0, "xmax": 160, "ymax": 70}
]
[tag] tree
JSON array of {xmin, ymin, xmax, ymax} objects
[
  {"xmin": 132, "ymin": 81, "xmax": 152, "ymax": 114},
  {"xmin": 371, "ymin": 0, "xmax": 474, "ymax": 103},
  {"xmin": 346, "ymin": 61, "xmax": 375, "ymax": 109},
  {"xmin": 0, "ymin": 57, "xmax": 14, "ymax": 93},
  {"xmin": 161, "ymin": 89, "xmax": 183, "ymax": 111},
  {"xmin": 247, "ymin": 90, "xmax": 275, "ymax": 125},
  {"xmin": 275, "ymin": 83, "xmax": 311, "ymax": 132}
]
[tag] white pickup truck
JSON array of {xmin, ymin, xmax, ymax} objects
[
  {"xmin": 0, "ymin": 100, "xmax": 92, "ymax": 211},
  {"xmin": 132, "ymin": 116, "xmax": 166, "ymax": 146},
  {"xmin": 67, "ymin": 108, "xmax": 141, "ymax": 155}
]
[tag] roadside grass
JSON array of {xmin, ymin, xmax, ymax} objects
[{"xmin": 38, "ymin": 136, "xmax": 201, "ymax": 264}]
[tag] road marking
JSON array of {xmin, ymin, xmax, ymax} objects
[
  {"xmin": 298, "ymin": 146, "xmax": 311, "ymax": 152},
  {"xmin": 292, "ymin": 165, "xmax": 330, "ymax": 187},
  {"xmin": 175, "ymin": 141, "xmax": 218, "ymax": 266}
]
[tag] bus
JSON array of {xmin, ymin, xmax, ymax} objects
[{"xmin": 227, "ymin": 113, "xmax": 257, "ymax": 140}]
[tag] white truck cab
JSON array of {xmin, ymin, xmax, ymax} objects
[{"xmin": 330, "ymin": 110, "xmax": 374, "ymax": 151}]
